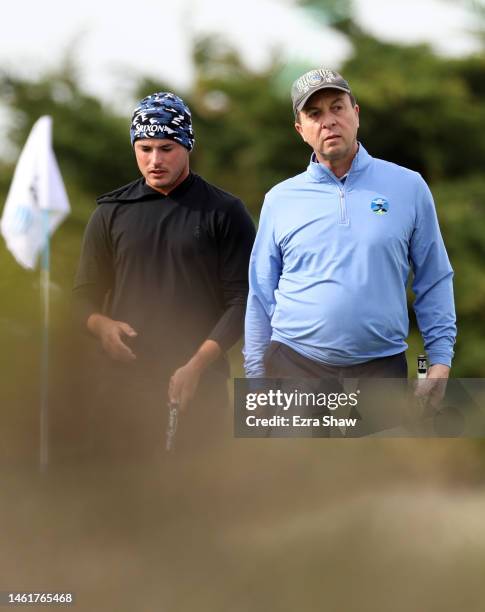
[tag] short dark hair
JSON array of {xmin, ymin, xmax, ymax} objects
[{"xmin": 295, "ymin": 92, "xmax": 357, "ymax": 123}]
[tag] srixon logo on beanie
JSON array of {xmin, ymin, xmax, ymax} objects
[{"xmin": 134, "ymin": 124, "xmax": 176, "ymax": 136}]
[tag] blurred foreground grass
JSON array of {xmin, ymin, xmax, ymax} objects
[{"xmin": 2, "ymin": 434, "xmax": 485, "ymax": 611}]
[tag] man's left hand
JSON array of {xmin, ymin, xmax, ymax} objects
[
  {"xmin": 415, "ymin": 364, "xmax": 450, "ymax": 412},
  {"xmin": 168, "ymin": 362, "xmax": 201, "ymax": 411},
  {"xmin": 168, "ymin": 339, "xmax": 222, "ymax": 411}
]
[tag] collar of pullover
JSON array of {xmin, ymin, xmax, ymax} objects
[
  {"xmin": 96, "ymin": 171, "xmax": 195, "ymax": 204},
  {"xmin": 306, "ymin": 143, "xmax": 372, "ymax": 184}
]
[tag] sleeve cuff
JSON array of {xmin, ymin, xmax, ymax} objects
[{"xmin": 427, "ymin": 352, "xmax": 453, "ymax": 368}]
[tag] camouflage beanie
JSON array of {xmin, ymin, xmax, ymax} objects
[{"xmin": 130, "ymin": 92, "xmax": 195, "ymax": 151}]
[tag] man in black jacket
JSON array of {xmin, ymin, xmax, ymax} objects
[{"xmin": 73, "ymin": 92, "xmax": 255, "ymax": 454}]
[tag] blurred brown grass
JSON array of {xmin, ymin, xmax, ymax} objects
[{"xmin": 2, "ymin": 365, "xmax": 485, "ymax": 612}]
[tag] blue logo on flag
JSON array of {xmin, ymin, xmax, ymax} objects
[{"xmin": 6, "ymin": 205, "xmax": 35, "ymax": 234}]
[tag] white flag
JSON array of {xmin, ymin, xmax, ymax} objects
[{"xmin": 1, "ymin": 116, "xmax": 70, "ymax": 269}]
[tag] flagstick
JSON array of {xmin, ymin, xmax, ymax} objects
[
  {"xmin": 1, "ymin": 116, "xmax": 70, "ymax": 468},
  {"xmin": 40, "ymin": 210, "xmax": 50, "ymax": 471}
]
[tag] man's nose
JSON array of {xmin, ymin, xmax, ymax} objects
[
  {"xmin": 150, "ymin": 149, "xmax": 164, "ymax": 165},
  {"xmin": 320, "ymin": 112, "xmax": 336, "ymax": 128}
]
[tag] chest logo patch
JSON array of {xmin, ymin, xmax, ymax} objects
[{"xmin": 371, "ymin": 198, "xmax": 389, "ymax": 215}]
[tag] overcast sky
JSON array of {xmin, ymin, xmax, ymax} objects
[{"xmin": 1, "ymin": 0, "xmax": 480, "ymax": 106}]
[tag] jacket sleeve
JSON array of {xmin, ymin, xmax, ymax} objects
[
  {"xmin": 410, "ymin": 177, "xmax": 456, "ymax": 367},
  {"xmin": 243, "ymin": 196, "xmax": 282, "ymax": 377},
  {"xmin": 72, "ymin": 207, "xmax": 114, "ymax": 327},
  {"xmin": 207, "ymin": 199, "xmax": 256, "ymax": 352}
]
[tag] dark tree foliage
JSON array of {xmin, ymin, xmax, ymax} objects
[{"xmin": 0, "ymin": 67, "xmax": 134, "ymax": 196}]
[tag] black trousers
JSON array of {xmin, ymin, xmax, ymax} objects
[
  {"xmin": 263, "ymin": 342, "xmax": 408, "ymax": 437},
  {"xmin": 78, "ymin": 357, "xmax": 230, "ymax": 462},
  {"xmin": 264, "ymin": 341, "xmax": 408, "ymax": 380}
]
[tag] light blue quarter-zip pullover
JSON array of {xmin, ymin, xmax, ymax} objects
[{"xmin": 244, "ymin": 144, "xmax": 456, "ymax": 376}]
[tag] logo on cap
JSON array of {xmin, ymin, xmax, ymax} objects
[
  {"xmin": 371, "ymin": 198, "xmax": 389, "ymax": 215},
  {"xmin": 307, "ymin": 71, "xmax": 323, "ymax": 86}
]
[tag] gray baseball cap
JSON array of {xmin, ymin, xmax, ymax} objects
[{"xmin": 291, "ymin": 68, "xmax": 352, "ymax": 115}]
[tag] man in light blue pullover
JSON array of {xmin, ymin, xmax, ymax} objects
[{"xmin": 244, "ymin": 68, "xmax": 456, "ymax": 388}]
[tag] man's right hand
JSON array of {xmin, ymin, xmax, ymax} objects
[{"xmin": 87, "ymin": 313, "xmax": 137, "ymax": 362}]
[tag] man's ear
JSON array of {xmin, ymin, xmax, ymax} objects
[{"xmin": 295, "ymin": 121, "xmax": 305, "ymax": 143}]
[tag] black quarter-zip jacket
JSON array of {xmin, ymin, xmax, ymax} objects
[{"xmin": 73, "ymin": 172, "xmax": 255, "ymax": 375}]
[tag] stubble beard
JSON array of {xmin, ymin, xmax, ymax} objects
[
  {"xmin": 318, "ymin": 137, "xmax": 357, "ymax": 164},
  {"xmin": 145, "ymin": 163, "xmax": 188, "ymax": 194}
]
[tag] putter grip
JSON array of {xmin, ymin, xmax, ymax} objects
[{"xmin": 165, "ymin": 401, "xmax": 179, "ymax": 451}]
